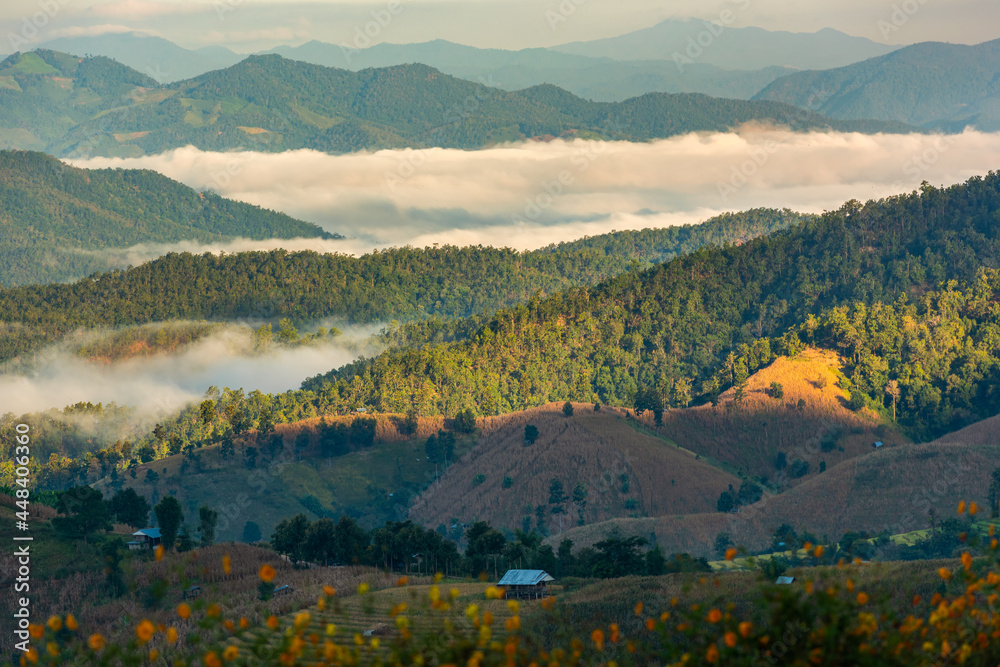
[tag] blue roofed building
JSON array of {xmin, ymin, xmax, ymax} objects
[
  {"xmin": 497, "ymin": 569, "xmax": 554, "ymax": 599},
  {"xmin": 128, "ymin": 527, "xmax": 162, "ymax": 550}
]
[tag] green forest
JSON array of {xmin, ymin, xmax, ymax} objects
[
  {"xmin": 5, "ymin": 175, "xmax": 1000, "ymax": 491},
  {"xmin": 0, "ymin": 150, "xmax": 335, "ymax": 286},
  {"xmin": 0, "ymin": 50, "xmax": 915, "ymax": 159},
  {"xmin": 0, "ymin": 208, "xmax": 803, "ymax": 361}
]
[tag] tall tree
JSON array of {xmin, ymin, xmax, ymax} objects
[
  {"xmin": 109, "ymin": 487, "xmax": 151, "ymax": 528},
  {"xmin": 154, "ymin": 496, "xmax": 184, "ymax": 549},
  {"xmin": 198, "ymin": 505, "xmax": 219, "ymax": 547},
  {"xmin": 53, "ymin": 486, "xmax": 112, "ymax": 542}
]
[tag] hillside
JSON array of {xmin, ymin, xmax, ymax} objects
[
  {"xmin": 0, "ymin": 150, "xmax": 336, "ymax": 286},
  {"xmin": 0, "ymin": 51, "xmax": 914, "ymax": 158},
  {"xmin": 644, "ymin": 349, "xmax": 902, "ymax": 479},
  {"xmin": 555, "ymin": 411, "xmax": 1000, "ymax": 558},
  {"xmin": 38, "ymin": 33, "xmax": 243, "ymax": 83},
  {"xmin": 0, "ymin": 208, "xmax": 804, "ymax": 363},
  {"xmin": 409, "ymin": 350, "xmax": 900, "ymax": 534},
  {"xmin": 302, "ymin": 173, "xmax": 1000, "ymax": 441},
  {"xmin": 266, "ymin": 39, "xmax": 791, "ymax": 102},
  {"xmin": 92, "ymin": 413, "xmax": 473, "ymax": 542},
  {"xmin": 409, "ymin": 402, "xmax": 740, "ymax": 534},
  {"xmin": 753, "ymin": 39, "xmax": 1000, "ymax": 130},
  {"xmin": 551, "ymin": 20, "xmax": 898, "ymax": 70},
  {"xmin": 0, "ymin": 50, "xmax": 157, "ymax": 153}
]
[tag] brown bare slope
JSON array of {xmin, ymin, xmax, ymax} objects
[
  {"xmin": 640, "ymin": 349, "xmax": 901, "ymax": 482},
  {"xmin": 409, "ymin": 402, "xmax": 740, "ymax": 534},
  {"xmin": 555, "ymin": 412, "xmax": 1000, "ymax": 557}
]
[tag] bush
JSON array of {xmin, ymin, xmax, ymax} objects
[
  {"xmin": 769, "ymin": 381, "xmax": 784, "ymax": 399},
  {"xmin": 454, "ymin": 407, "xmax": 477, "ymax": 434},
  {"xmin": 472, "ymin": 474, "xmax": 486, "ymax": 487},
  {"xmin": 562, "ymin": 401, "xmax": 574, "ymax": 417}
]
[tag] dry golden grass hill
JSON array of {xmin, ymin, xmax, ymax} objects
[
  {"xmin": 409, "ymin": 401, "xmax": 742, "ymax": 534},
  {"xmin": 554, "ymin": 412, "xmax": 1000, "ymax": 558},
  {"xmin": 638, "ymin": 348, "xmax": 903, "ymax": 483},
  {"xmin": 409, "ymin": 349, "xmax": 901, "ymax": 536}
]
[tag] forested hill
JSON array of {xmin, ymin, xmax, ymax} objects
[
  {"xmin": 753, "ymin": 39, "xmax": 1000, "ymax": 130},
  {"xmin": 0, "ymin": 50, "xmax": 916, "ymax": 158},
  {"xmin": 300, "ymin": 174, "xmax": 1000, "ymax": 440},
  {"xmin": 0, "ymin": 208, "xmax": 803, "ymax": 362},
  {"xmin": 0, "ymin": 150, "xmax": 337, "ymax": 286},
  {"xmin": 538, "ymin": 209, "xmax": 807, "ymax": 262}
]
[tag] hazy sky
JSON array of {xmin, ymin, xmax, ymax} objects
[{"xmin": 1, "ymin": 0, "xmax": 997, "ymax": 53}]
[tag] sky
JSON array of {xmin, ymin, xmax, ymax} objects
[{"xmin": 1, "ymin": 0, "xmax": 998, "ymax": 53}]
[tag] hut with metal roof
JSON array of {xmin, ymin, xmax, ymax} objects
[
  {"xmin": 497, "ymin": 570, "xmax": 554, "ymax": 599},
  {"xmin": 128, "ymin": 528, "xmax": 162, "ymax": 550}
]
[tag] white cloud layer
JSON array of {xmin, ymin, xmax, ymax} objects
[
  {"xmin": 71, "ymin": 129, "xmax": 1000, "ymax": 254},
  {"xmin": 0, "ymin": 326, "xmax": 382, "ymax": 417}
]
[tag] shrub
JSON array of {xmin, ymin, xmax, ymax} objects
[{"xmin": 472, "ymin": 474, "xmax": 486, "ymax": 487}]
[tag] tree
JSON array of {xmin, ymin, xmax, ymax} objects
[
  {"xmin": 548, "ymin": 478, "xmax": 568, "ymax": 508},
  {"xmin": 645, "ymin": 546, "xmax": 666, "ymax": 575},
  {"xmin": 524, "ymin": 424, "xmax": 539, "ymax": 444},
  {"xmin": 770, "ymin": 382, "xmax": 784, "ymax": 399},
  {"xmin": 562, "ymin": 401, "xmax": 574, "ymax": 417},
  {"xmin": 272, "ymin": 514, "xmax": 310, "ymax": 564},
  {"xmin": 673, "ymin": 378, "xmax": 692, "ymax": 408},
  {"xmin": 454, "ymin": 408, "xmax": 477, "ymax": 433},
  {"xmin": 717, "ymin": 490, "xmax": 735, "ymax": 513},
  {"xmin": 333, "ymin": 515, "xmax": 370, "ymax": 565},
  {"xmin": 401, "ymin": 408, "xmax": 419, "ymax": 435},
  {"xmin": 304, "ymin": 518, "xmax": 337, "ymax": 565},
  {"xmin": 243, "ymin": 446, "xmax": 258, "ymax": 470},
  {"xmin": 989, "ymin": 467, "xmax": 1000, "ymax": 518},
  {"xmin": 242, "ymin": 521, "xmax": 262, "ymax": 543},
  {"xmin": 53, "ymin": 486, "xmax": 112, "ymax": 541},
  {"xmin": 177, "ymin": 524, "xmax": 195, "ymax": 552},
  {"xmin": 109, "ymin": 488, "xmax": 151, "ymax": 528},
  {"xmin": 556, "ymin": 539, "xmax": 575, "ymax": 577},
  {"xmin": 572, "ymin": 483, "xmax": 588, "ymax": 524},
  {"xmin": 713, "ymin": 532, "xmax": 733, "ymax": 558},
  {"xmin": 198, "ymin": 505, "xmax": 218, "ymax": 547},
  {"xmin": 154, "ymin": 496, "xmax": 184, "ymax": 549},
  {"xmin": 885, "ymin": 379, "xmax": 900, "ymax": 421}
]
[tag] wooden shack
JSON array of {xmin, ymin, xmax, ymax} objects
[{"xmin": 497, "ymin": 570, "xmax": 554, "ymax": 599}]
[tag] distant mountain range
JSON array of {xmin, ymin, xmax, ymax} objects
[
  {"xmin": 31, "ymin": 24, "xmax": 899, "ymax": 103},
  {"xmin": 549, "ymin": 20, "xmax": 899, "ymax": 70},
  {"xmin": 0, "ymin": 150, "xmax": 335, "ymax": 286},
  {"xmin": 753, "ymin": 39, "xmax": 1000, "ymax": 130},
  {"xmin": 0, "ymin": 50, "xmax": 916, "ymax": 159},
  {"xmin": 262, "ymin": 39, "xmax": 793, "ymax": 103}
]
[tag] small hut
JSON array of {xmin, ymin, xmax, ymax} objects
[
  {"xmin": 497, "ymin": 570, "xmax": 554, "ymax": 599},
  {"xmin": 128, "ymin": 528, "xmax": 162, "ymax": 550}
]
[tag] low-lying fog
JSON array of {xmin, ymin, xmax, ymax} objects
[
  {"xmin": 0, "ymin": 325, "xmax": 383, "ymax": 418},
  {"xmin": 70, "ymin": 128, "xmax": 1000, "ymax": 260},
  {"xmin": 18, "ymin": 128, "xmax": 1000, "ymax": 417}
]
